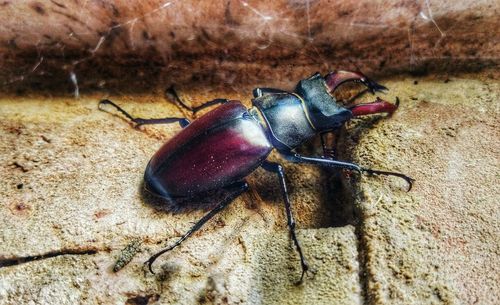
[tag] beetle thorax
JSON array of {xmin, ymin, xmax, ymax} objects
[{"xmin": 251, "ymin": 93, "xmax": 316, "ymax": 151}]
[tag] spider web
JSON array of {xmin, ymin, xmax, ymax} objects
[{"xmin": 0, "ymin": 0, "xmax": 497, "ymax": 96}]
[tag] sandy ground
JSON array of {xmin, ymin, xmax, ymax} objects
[{"xmin": 0, "ymin": 70, "xmax": 498, "ymax": 304}]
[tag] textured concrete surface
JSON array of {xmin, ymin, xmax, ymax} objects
[
  {"xmin": 0, "ymin": 92, "xmax": 361, "ymax": 304},
  {"xmin": 342, "ymin": 71, "xmax": 499, "ymax": 305},
  {"xmin": 0, "ymin": 228, "xmax": 362, "ymax": 305},
  {"xmin": 0, "ymin": 70, "xmax": 498, "ymax": 304}
]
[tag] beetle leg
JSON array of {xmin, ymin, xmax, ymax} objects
[
  {"xmin": 282, "ymin": 152, "xmax": 414, "ymax": 191},
  {"xmin": 261, "ymin": 161, "xmax": 309, "ymax": 284},
  {"xmin": 145, "ymin": 181, "xmax": 249, "ymax": 274},
  {"xmin": 253, "ymin": 87, "xmax": 288, "ymax": 98},
  {"xmin": 99, "ymin": 99, "xmax": 190, "ymax": 128},
  {"xmin": 320, "ymin": 130, "xmax": 340, "ymax": 159},
  {"xmin": 324, "ymin": 70, "xmax": 387, "ymax": 94},
  {"xmin": 166, "ymin": 86, "xmax": 229, "ymax": 114}
]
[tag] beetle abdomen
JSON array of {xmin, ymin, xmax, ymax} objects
[{"xmin": 144, "ymin": 102, "xmax": 272, "ymax": 199}]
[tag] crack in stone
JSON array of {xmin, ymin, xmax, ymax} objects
[
  {"xmin": 0, "ymin": 248, "xmax": 98, "ymax": 268},
  {"xmin": 336, "ymin": 128, "xmax": 371, "ymax": 305},
  {"xmin": 354, "ymin": 216, "xmax": 370, "ymax": 305},
  {"xmin": 335, "ymin": 174, "xmax": 369, "ymax": 305}
]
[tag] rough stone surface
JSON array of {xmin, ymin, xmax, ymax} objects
[
  {"xmin": 0, "ymin": 228, "xmax": 362, "ymax": 305},
  {"xmin": 0, "ymin": 70, "xmax": 498, "ymax": 304},
  {"xmin": 0, "ymin": 92, "xmax": 361, "ymax": 304},
  {"xmin": 342, "ymin": 71, "xmax": 499, "ymax": 305}
]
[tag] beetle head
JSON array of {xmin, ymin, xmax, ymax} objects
[{"xmin": 295, "ymin": 72, "xmax": 353, "ymax": 132}]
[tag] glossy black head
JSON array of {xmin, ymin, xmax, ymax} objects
[{"xmin": 295, "ymin": 72, "xmax": 353, "ymax": 131}]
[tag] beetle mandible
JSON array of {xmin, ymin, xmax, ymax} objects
[{"xmin": 99, "ymin": 71, "xmax": 413, "ymax": 282}]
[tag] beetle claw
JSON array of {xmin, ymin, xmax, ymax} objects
[
  {"xmin": 295, "ymin": 267, "xmax": 307, "ymax": 286},
  {"xmin": 145, "ymin": 258, "xmax": 157, "ymax": 274},
  {"xmin": 295, "ymin": 263, "xmax": 316, "ymax": 285},
  {"xmin": 362, "ymin": 168, "xmax": 415, "ymax": 191},
  {"xmin": 362, "ymin": 77, "xmax": 388, "ymax": 94},
  {"xmin": 405, "ymin": 177, "xmax": 416, "ymax": 192}
]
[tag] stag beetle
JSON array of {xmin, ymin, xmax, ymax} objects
[{"xmin": 99, "ymin": 70, "xmax": 413, "ymax": 282}]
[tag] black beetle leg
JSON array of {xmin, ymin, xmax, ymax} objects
[
  {"xmin": 261, "ymin": 161, "xmax": 309, "ymax": 284},
  {"xmin": 145, "ymin": 181, "xmax": 249, "ymax": 274},
  {"xmin": 166, "ymin": 86, "xmax": 229, "ymax": 114},
  {"xmin": 98, "ymin": 99, "xmax": 190, "ymax": 128},
  {"xmin": 282, "ymin": 152, "xmax": 414, "ymax": 191}
]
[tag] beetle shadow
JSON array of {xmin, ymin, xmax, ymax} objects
[
  {"xmin": 317, "ymin": 115, "xmax": 388, "ymax": 227},
  {"xmin": 248, "ymin": 152, "xmax": 358, "ymax": 229},
  {"xmin": 337, "ymin": 114, "xmax": 388, "ymax": 213},
  {"xmin": 295, "ymin": 138, "xmax": 358, "ymax": 228},
  {"xmin": 345, "ymin": 115, "xmax": 386, "ymax": 143},
  {"xmin": 139, "ymin": 180, "xmax": 236, "ymax": 214}
]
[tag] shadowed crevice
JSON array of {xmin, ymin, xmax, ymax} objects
[
  {"xmin": 354, "ymin": 211, "xmax": 371, "ymax": 305},
  {"xmin": 336, "ymin": 116, "xmax": 388, "ymax": 305}
]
